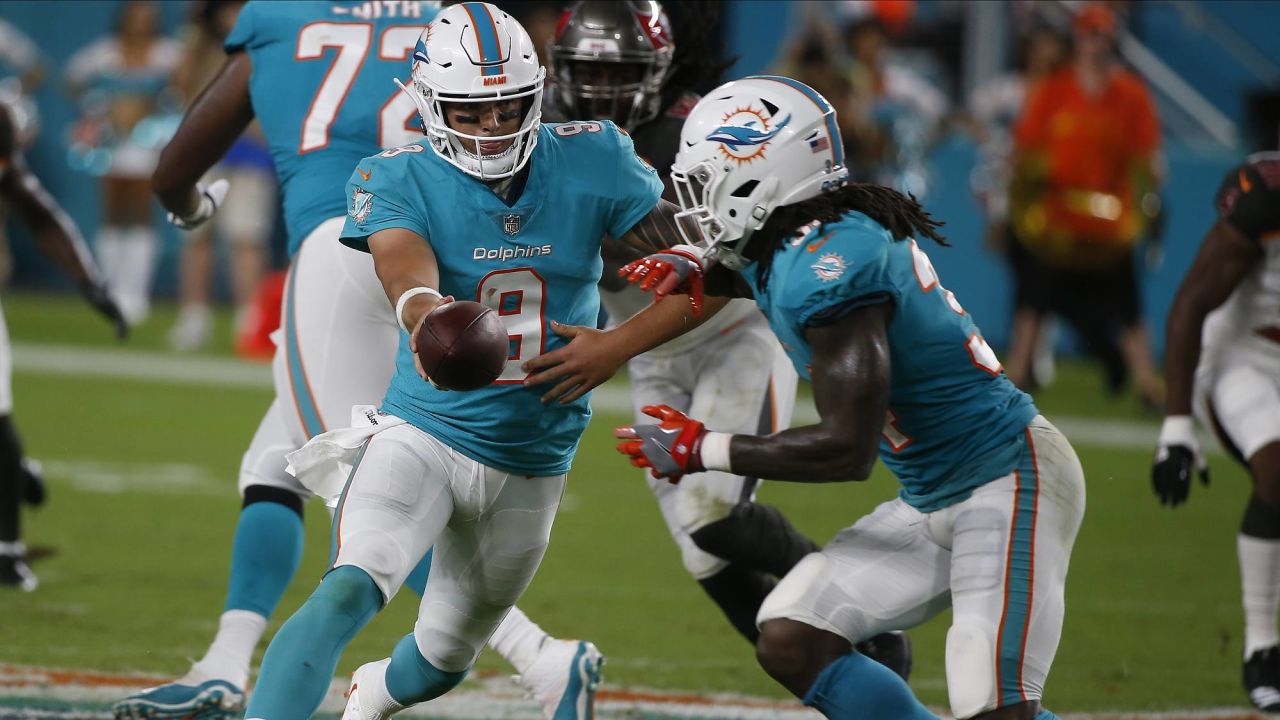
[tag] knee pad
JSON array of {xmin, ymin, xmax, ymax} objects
[
  {"xmin": 690, "ymin": 502, "xmax": 819, "ymax": 578},
  {"xmin": 675, "ymin": 529, "xmax": 730, "ymax": 579},
  {"xmin": 945, "ymin": 622, "xmax": 998, "ymax": 719}
]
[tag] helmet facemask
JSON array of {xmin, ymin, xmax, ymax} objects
[
  {"xmin": 672, "ymin": 160, "xmax": 779, "ymax": 271},
  {"xmin": 549, "ymin": 54, "xmax": 668, "ymax": 130},
  {"xmin": 397, "ymin": 64, "xmax": 545, "ymax": 181}
]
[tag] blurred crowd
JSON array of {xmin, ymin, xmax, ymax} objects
[
  {"xmin": 775, "ymin": 0, "xmax": 1167, "ymax": 408},
  {"xmin": 0, "ymin": 0, "xmax": 1256, "ymax": 410},
  {"xmin": 0, "ymin": 0, "xmax": 277, "ymax": 356}
]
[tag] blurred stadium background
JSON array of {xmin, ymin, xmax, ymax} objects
[{"xmin": 1, "ymin": 0, "xmax": 1279, "ymax": 717}]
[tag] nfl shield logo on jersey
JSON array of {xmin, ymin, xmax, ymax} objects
[{"xmin": 503, "ymin": 213, "xmax": 522, "ymax": 236}]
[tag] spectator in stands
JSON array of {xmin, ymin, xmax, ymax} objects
[
  {"xmin": 843, "ymin": 15, "xmax": 948, "ymax": 197},
  {"xmin": 65, "ymin": 0, "xmax": 182, "ymax": 326},
  {"xmin": 968, "ymin": 25, "xmax": 1066, "ymax": 389},
  {"xmin": 1009, "ymin": 1, "xmax": 1164, "ymax": 409},
  {"xmin": 772, "ymin": 26, "xmax": 866, "ymax": 178},
  {"xmin": 167, "ymin": 0, "xmax": 276, "ymax": 353}
]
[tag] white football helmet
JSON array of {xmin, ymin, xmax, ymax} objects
[
  {"xmin": 400, "ymin": 2, "xmax": 545, "ymax": 179},
  {"xmin": 671, "ymin": 75, "xmax": 849, "ymax": 270}
]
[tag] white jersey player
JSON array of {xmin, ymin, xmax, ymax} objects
[{"xmin": 1154, "ymin": 151, "xmax": 1280, "ymax": 711}]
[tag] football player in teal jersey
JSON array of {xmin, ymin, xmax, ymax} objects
[
  {"xmin": 607, "ymin": 77, "xmax": 1087, "ymax": 720},
  {"xmin": 115, "ymin": 3, "xmax": 609, "ymax": 719},
  {"xmin": 241, "ymin": 5, "xmax": 713, "ymax": 720}
]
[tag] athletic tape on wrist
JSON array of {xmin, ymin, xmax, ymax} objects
[
  {"xmin": 396, "ymin": 287, "xmax": 443, "ymax": 334},
  {"xmin": 700, "ymin": 432, "xmax": 734, "ymax": 472}
]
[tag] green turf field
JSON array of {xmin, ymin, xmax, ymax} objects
[{"xmin": 0, "ymin": 291, "xmax": 1258, "ymax": 712}]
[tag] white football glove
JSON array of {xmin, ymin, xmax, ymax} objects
[{"xmin": 167, "ymin": 179, "xmax": 229, "ymax": 230}]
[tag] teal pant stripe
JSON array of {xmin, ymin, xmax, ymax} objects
[
  {"xmin": 997, "ymin": 428, "xmax": 1040, "ymax": 705},
  {"xmin": 284, "ymin": 259, "xmax": 324, "ymax": 438},
  {"xmin": 328, "ymin": 440, "xmax": 371, "ymax": 570}
]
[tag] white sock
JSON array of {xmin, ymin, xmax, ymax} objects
[
  {"xmin": 1240, "ymin": 534, "xmax": 1280, "ymax": 658},
  {"xmin": 184, "ymin": 610, "xmax": 267, "ymax": 688},
  {"xmin": 113, "ymin": 226, "xmax": 157, "ymax": 325},
  {"xmin": 360, "ymin": 659, "xmax": 406, "ymax": 717},
  {"xmin": 95, "ymin": 226, "xmax": 126, "ymax": 299},
  {"xmin": 487, "ymin": 606, "xmax": 550, "ymax": 676}
]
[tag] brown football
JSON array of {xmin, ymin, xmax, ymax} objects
[{"xmin": 413, "ymin": 300, "xmax": 509, "ymax": 391}]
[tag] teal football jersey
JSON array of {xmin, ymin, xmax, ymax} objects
[
  {"xmin": 742, "ymin": 211, "xmax": 1038, "ymax": 511},
  {"xmin": 340, "ymin": 121, "xmax": 663, "ymax": 475},
  {"xmin": 224, "ymin": 0, "xmax": 439, "ymax": 254}
]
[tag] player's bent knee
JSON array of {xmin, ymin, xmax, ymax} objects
[
  {"xmin": 946, "ymin": 622, "xmax": 998, "ymax": 719},
  {"xmin": 332, "ymin": 535, "xmax": 404, "ymax": 603},
  {"xmin": 755, "ymin": 620, "xmax": 811, "ymax": 682},
  {"xmin": 414, "ymin": 625, "xmax": 482, "ymax": 674},
  {"xmin": 316, "ymin": 565, "xmax": 384, "ymax": 616}
]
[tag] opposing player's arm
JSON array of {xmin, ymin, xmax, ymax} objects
[
  {"xmin": 0, "ymin": 110, "xmax": 127, "ymax": 338},
  {"xmin": 1164, "ymin": 219, "xmax": 1262, "ymax": 416},
  {"xmin": 152, "ymin": 52, "xmax": 255, "ymax": 221},
  {"xmin": 611, "ymin": 199, "xmax": 745, "ymax": 298}
]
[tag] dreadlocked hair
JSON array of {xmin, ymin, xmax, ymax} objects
[
  {"xmin": 753, "ymin": 184, "xmax": 948, "ymax": 292},
  {"xmin": 662, "ymin": 1, "xmax": 737, "ymax": 106}
]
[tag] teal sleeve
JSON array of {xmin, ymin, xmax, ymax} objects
[
  {"xmin": 793, "ymin": 232, "xmax": 900, "ymax": 328},
  {"xmin": 223, "ymin": 1, "xmax": 256, "ymax": 53},
  {"xmin": 605, "ymin": 122, "xmax": 664, "ymax": 240},
  {"xmin": 338, "ymin": 158, "xmax": 429, "ymax": 253}
]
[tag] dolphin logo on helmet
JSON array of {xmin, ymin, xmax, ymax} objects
[
  {"xmin": 669, "ymin": 76, "xmax": 848, "ymax": 270},
  {"xmin": 705, "ymin": 115, "xmax": 790, "ymax": 149}
]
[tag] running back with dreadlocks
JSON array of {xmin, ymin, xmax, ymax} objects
[{"xmin": 748, "ymin": 183, "xmax": 948, "ymax": 292}]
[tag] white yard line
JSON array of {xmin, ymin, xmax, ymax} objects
[{"xmin": 12, "ymin": 342, "xmax": 1184, "ymax": 453}]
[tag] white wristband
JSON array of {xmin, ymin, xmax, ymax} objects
[
  {"xmin": 700, "ymin": 432, "xmax": 734, "ymax": 472},
  {"xmin": 395, "ymin": 286, "xmax": 442, "ymax": 334},
  {"xmin": 1158, "ymin": 415, "xmax": 1196, "ymax": 447}
]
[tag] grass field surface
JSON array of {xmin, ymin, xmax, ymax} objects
[{"xmin": 0, "ymin": 292, "xmax": 1261, "ymax": 714}]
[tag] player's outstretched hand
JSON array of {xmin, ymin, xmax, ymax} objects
[
  {"xmin": 1152, "ymin": 415, "xmax": 1209, "ymax": 507},
  {"xmin": 167, "ymin": 179, "xmax": 230, "ymax": 230},
  {"xmin": 521, "ymin": 321, "xmax": 626, "ymax": 404},
  {"xmin": 408, "ymin": 295, "xmax": 454, "ymax": 389},
  {"xmin": 615, "ymin": 404, "xmax": 709, "ymax": 483},
  {"xmin": 618, "ymin": 245, "xmax": 705, "ymax": 316},
  {"xmin": 83, "ymin": 282, "xmax": 129, "ymax": 340}
]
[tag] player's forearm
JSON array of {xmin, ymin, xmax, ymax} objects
[
  {"xmin": 6, "ymin": 168, "xmax": 99, "ymax": 288},
  {"xmin": 1163, "ymin": 293, "xmax": 1209, "ymax": 417},
  {"xmin": 368, "ymin": 229, "xmax": 443, "ymax": 331},
  {"xmin": 607, "ymin": 293, "xmax": 729, "ymax": 358},
  {"xmin": 152, "ymin": 54, "xmax": 254, "ymax": 217},
  {"xmin": 718, "ymin": 423, "xmax": 878, "ymax": 483}
]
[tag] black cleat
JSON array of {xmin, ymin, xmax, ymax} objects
[
  {"xmin": 856, "ymin": 631, "xmax": 912, "ymax": 681},
  {"xmin": 1245, "ymin": 646, "xmax": 1280, "ymax": 712},
  {"xmin": 0, "ymin": 547, "xmax": 37, "ymax": 592},
  {"xmin": 21, "ymin": 457, "xmax": 46, "ymax": 507}
]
